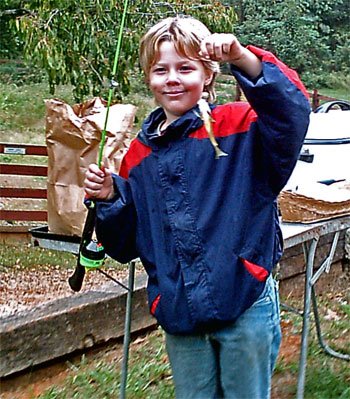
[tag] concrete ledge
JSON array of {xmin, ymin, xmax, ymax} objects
[{"xmin": 0, "ymin": 273, "xmax": 155, "ymax": 377}]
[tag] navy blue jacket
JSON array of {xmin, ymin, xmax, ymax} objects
[{"xmin": 95, "ymin": 46, "xmax": 310, "ymax": 334}]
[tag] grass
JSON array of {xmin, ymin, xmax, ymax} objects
[
  {"xmin": 0, "ymin": 244, "xmax": 76, "ymax": 270},
  {"xmin": 0, "ymin": 82, "xmax": 75, "ymax": 144},
  {"xmin": 0, "ymin": 243, "xmax": 130, "ymax": 272},
  {"xmin": 274, "ymin": 353, "xmax": 350, "ymax": 399},
  {"xmin": 318, "ymin": 87, "xmax": 350, "ymax": 103},
  {"xmin": 275, "ymin": 295, "xmax": 350, "ymax": 399},
  {"xmin": 303, "ymin": 352, "xmax": 350, "ymax": 399},
  {"xmin": 37, "ymin": 328, "xmax": 174, "ymax": 399}
]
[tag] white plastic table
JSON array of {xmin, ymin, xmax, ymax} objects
[{"xmin": 281, "ymin": 215, "xmax": 350, "ymax": 399}]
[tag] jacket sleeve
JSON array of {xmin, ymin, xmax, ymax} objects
[
  {"xmin": 95, "ymin": 174, "xmax": 138, "ymax": 264},
  {"xmin": 230, "ymin": 45, "xmax": 311, "ymax": 195}
]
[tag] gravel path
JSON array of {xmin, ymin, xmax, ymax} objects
[{"xmin": 0, "ymin": 263, "xmax": 138, "ymax": 318}]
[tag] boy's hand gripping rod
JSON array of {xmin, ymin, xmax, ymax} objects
[{"xmin": 69, "ymin": 0, "xmax": 129, "ymax": 292}]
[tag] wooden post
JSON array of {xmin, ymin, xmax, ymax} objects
[{"xmin": 312, "ymin": 89, "xmax": 319, "ymax": 111}]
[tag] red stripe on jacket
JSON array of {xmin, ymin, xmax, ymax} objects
[
  {"xmin": 247, "ymin": 45, "xmax": 309, "ymax": 99},
  {"xmin": 189, "ymin": 102, "xmax": 257, "ymax": 140},
  {"xmin": 151, "ymin": 294, "xmax": 161, "ymax": 316},
  {"xmin": 242, "ymin": 258, "xmax": 269, "ymax": 282},
  {"xmin": 119, "ymin": 139, "xmax": 152, "ymax": 179}
]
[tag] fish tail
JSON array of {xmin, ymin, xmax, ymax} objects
[{"xmin": 214, "ymin": 145, "xmax": 228, "ymax": 159}]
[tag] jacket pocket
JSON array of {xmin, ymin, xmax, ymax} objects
[
  {"xmin": 150, "ymin": 294, "xmax": 161, "ymax": 316},
  {"xmin": 241, "ymin": 257, "xmax": 269, "ymax": 282}
]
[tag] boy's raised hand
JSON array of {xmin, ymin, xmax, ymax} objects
[
  {"xmin": 200, "ymin": 33, "xmax": 244, "ymax": 63},
  {"xmin": 200, "ymin": 33, "xmax": 262, "ymax": 78},
  {"xmin": 84, "ymin": 163, "xmax": 114, "ymax": 200}
]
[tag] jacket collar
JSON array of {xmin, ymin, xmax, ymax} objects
[{"xmin": 138, "ymin": 104, "xmax": 213, "ymax": 147}]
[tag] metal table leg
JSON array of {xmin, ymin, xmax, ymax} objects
[
  {"xmin": 309, "ymin": 230, "xmax": 349, "ymax": 361},
  {"xmin": 296, "ymin": 237, "xmax": 319, "ymax": 399},
  {"xmin": 311, "ymin": 286, "xmax": 350, "ymax": 361},
  {"xmin": 120, "ymin": 261, "xmax": 135, "ymax": 399}
]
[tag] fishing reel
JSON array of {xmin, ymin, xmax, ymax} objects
[
  {"xmin": 80, "ymin": 239, "xmax": 105, "ymax": 269},
  {"xmin": 68, "ymin": 202, "xmax": 106, "ymax": 292}
]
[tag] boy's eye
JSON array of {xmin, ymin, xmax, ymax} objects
[
  {"xmin": 180, "ymin": 65, "xmax": 193, "ymax": 72},
  {"xmin": 152, "ymin": 66, "xmax": 166, "ymax": 74}
]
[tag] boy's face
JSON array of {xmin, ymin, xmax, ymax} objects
[{"xmin": 148, "ymin": 40, "xmax": 213, "ymax": 125}]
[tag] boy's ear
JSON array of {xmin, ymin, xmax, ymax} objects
[{"xmin": 205, "ymin": 72, "xmax": 214, "ymax": 86}]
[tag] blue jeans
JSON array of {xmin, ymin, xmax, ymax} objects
[{"xmin": 165, "ymin": 276, "xmax": 281, "ymax": 399}]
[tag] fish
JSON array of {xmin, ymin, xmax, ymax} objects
[{"xmin": 197, "ymin": 98, "xmax": 228, "ymax": 159}]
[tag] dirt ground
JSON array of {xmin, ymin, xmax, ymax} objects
[
  {"xmin": 0, "ymin": 248, "xmax": 349, "ymax": 399},
  {"xmin": 0, "ymin": 262, "xmax": 134, "ymax": 318},
  {"xmin": 0, "ymin": 321, "xmax": 302, "ymax": 399}
]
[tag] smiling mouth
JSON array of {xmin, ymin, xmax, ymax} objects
[{"xmin": 164, "ymin": 91, "xmax": 184, "ymax": 96}]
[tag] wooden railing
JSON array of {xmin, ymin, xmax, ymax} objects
[
  {"xmin": 0, "ymin": 143, "xmax": 48, "ymax": 226},
  {"xmin": 309, "ymin": 89, "xmax": 339, "ymax": 111}
]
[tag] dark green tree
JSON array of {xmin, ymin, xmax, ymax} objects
[
  {"xmin": 0, "ymin": 0, "xmax": 27, "ymax": 58},
  {"xmin": 7, "ymin": 0, "xmax": 236, "ymax": 101},
  {"xmin": 229, "ymin": 0, "xmax": 349, "ymax": 87}
]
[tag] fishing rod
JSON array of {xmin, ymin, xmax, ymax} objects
[{"xmin": 69, "ymin": 0, "xmax": 130, "ymax": 292}]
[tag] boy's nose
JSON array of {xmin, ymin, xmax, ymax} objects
[{"xmin": 166, "ymin": 69, "xmax": 180, "ymax": 84}]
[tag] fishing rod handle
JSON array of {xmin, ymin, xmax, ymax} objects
[
  {"xmin": 68, "ymin": 262, "xmax": 86, "ymax": 292},
  {"xmin": 68, "ymin": 204, "xmax": 96, "ymax": 292}
]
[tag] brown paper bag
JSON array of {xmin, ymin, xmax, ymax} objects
[{"xmin": 45, "ymin": 97, "xmax": 137, "ymax": 236}]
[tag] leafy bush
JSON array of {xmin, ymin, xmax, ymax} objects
[
  {"xmin": 230, "ymin": 0, "xmax": 349, "ymax": 87},
  {"xmin": 301, "ymin": 71, "xmax": 350, "ymax": 91},
  {"xmin": 0, "ymin": 60, "xmax": 46, "ymax": 85},
  {"xmin": 12, "ymin": 0, "xmax": 237, "ymax": 102}
]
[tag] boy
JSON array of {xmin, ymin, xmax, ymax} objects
[{"xmin": 84, "ymin": 16, "xmax": 310, "ymax": 399}]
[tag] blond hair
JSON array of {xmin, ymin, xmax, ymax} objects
[{"xmin": 139, "ymin": 17, "xmax": 220, "ymax": 102}]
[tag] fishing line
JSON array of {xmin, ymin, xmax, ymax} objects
[{"xmin": 69, "ymin": 0, "xmax": 130, "ymax": 292}]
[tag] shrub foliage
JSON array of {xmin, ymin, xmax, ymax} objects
[{"xmin": 1, "ymin": 0, "xmax": 349, "ymax": 97}]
